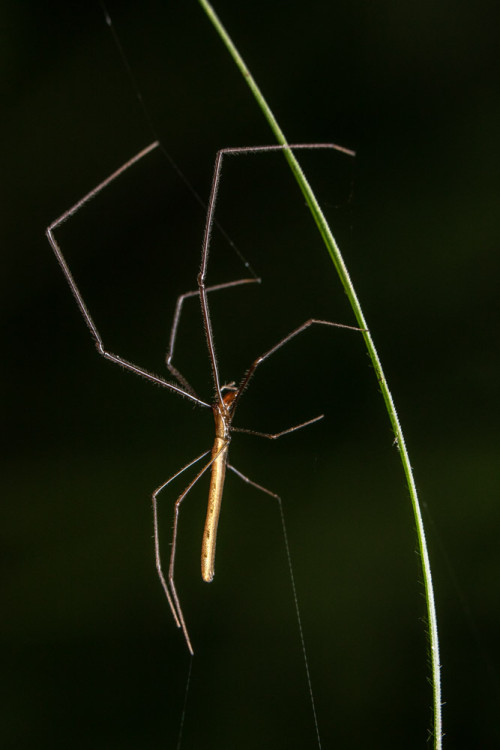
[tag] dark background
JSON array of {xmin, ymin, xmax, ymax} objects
[{"xmin": 2, "ymin": 1, "xmax": 499, "ymax": 747}]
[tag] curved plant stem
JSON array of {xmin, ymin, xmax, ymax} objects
[{"xmin": 198, "ymin": 1, "xmax": 442, "ymax": 746}]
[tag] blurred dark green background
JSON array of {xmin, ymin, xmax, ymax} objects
[{"xmin": 2, "ymin": 1, "xmax": 499, "ymax": 747}]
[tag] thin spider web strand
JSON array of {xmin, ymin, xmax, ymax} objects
[
  {"xmin": 175, "ymin": 656, "xmax": 193, "ymax": 750},
  {"xmin": 227, "ymin": 464, "xmax": 322, "ymax": 746},
  {"xmin": 277, "ymin": 497, "xmax": 322, "ymax": 749},
  {"xmin": 99, "ymin": 0, "xmax": 259, "ymax": 280}
]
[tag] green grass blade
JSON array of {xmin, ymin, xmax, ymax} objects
[{"xmin": 198, "ymin": 1, "xmax": 442, "ymax": 746}]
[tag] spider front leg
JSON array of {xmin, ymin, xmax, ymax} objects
[{"xmin": 46, "ymin": 141, "xmax": 211, "ymax": 407}]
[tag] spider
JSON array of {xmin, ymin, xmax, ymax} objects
[{"xmin": 46, "ymin": 140, "xmax": 361, "ymax": 653}]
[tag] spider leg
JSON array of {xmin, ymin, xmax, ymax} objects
[
  {"xmin": 232, "ymin": 317, "xmax": 365, "ymax": 414},
  {"xmin": 46, "ymin": 141, "xmax": 210, "ymax": 407},
  {"xmin": 232, "ymin": 414, "xmax": 325, "ymax": 440},
  {"xmin": 153, "ymin": 442, "xmax": 228, "ymax": 655},
  {"xmin": 197, "ymin": 143, "xmax": 356, "ymax": 408}
]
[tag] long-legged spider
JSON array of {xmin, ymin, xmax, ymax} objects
[{"xmin": 46, "ymin": 140, "xmax": 361, "ymax": 653}]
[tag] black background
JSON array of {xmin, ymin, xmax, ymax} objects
[{"xmin": 2, "ymin": 1, "xmax": 499, "ymax": 747}]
